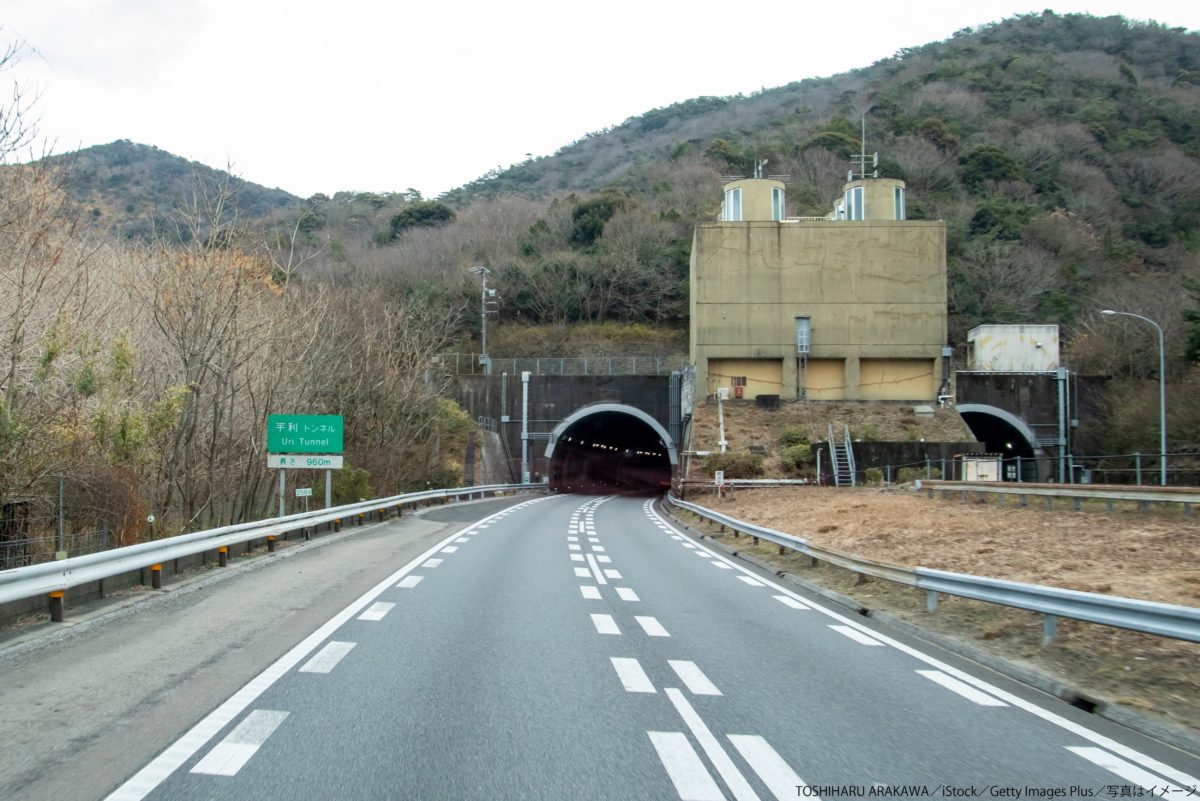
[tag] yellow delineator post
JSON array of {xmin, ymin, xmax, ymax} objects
[
  {"xmin": 48, "ymin": 590, "xmax": 65, "ymax": 622},
  {"xmin": 218, "ymin": 546, "xmax": 228, "ymax": 567},
  {"xmin": 267, "ymin": 535, "xmax": 277, "ymax": 552},
  {"xmin": 150, "ymin": 564, "xmax": 163, "ymax": 589}
]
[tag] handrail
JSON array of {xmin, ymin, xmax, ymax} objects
[
  {"xmin": 664, "ymin": 493, "xmax": 1200, "ymax": 644},
  {"xmin": 0, "ymin": 483, "xmax": 546, "ymax": 606},
  {"xmin": 843, "ymin": 424, "xmax": 856, "ymax": 487}
]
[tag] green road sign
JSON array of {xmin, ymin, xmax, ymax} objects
[{"xmin": 267, "ymin": 414, "xmax": 344, "ymax": 454}]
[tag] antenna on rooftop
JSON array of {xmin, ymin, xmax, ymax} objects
[{"xmin": 849, "ymin": 115, "xmax": 878, "ymax": 180}]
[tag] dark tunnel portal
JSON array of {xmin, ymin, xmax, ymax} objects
[
  {"xmin": 550, "ymin": 411, "xmax": 672, "ymax": 494},
  {"xmin": 960, "ymin": 411, "xmax": 1038, "ymax": 481}
]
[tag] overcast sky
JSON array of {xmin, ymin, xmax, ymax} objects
[{"xmin": 2, "ymin": 1, "xmax": 1196, "ymax": 199}]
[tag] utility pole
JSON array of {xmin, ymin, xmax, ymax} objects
[{"xmin": 469, "ymin": 266, "xmax": 499, "ymax": 375}]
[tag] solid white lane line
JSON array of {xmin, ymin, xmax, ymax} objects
[
  {"xmin": 574, "ymin": 567, "xmax": 591, "ymax": 578},
  {"xmin": 569, "ymin": 543, "xmax": 582, "ymax": 551},
  {"xmin": 648, "ymin": 731, "xmax": 724, "ymax": 801},
  {"xmin": 580, "ymin": 585, "xmax": 602, "ymax": 600},
  {"xmin": 665, "ymin": 688, "xmax": 761, "ymax": 801},
  {"xmin": 571, "ymin": 554, "xmax": 585, "ymax": 562},
  {"xmin": 1067, "ymin": 747, "xmax": 1182, "ymax": 793},
  {"xmin": 586, "ymin": 554, "xmax": 609, "ymax": 585},
  {"xmin": 396, "ymin": 575, "xmax": 423, "ymax": 589},
  {"xmin": 917, "ymin": 670, "xmax": 1007, "ymax": 707},
  {"xmin": 577, "ymin": 521, "xmax": 586, "ymax": 534},
  {"xmin": 615, "ymin": 587, "xmax": 640, "ymax": 602},
  {"xmin": 422, "ymin": 558, "xmax": 443, "ymax": 568},
  {"xmin": 611, "ymin": 657, "xmax": 656, "ymax": 693},
  {"xmin": 651, "ymin": 505, "xmax": 1200, "ymax": 793},
  {"xmin": 591, "ymin": 614, "xmax": 621, "ymax": 635},
  {"xmin": 668, "ymin": 660, "xmax": 721, "ymax": 696},
  {"xmin": 190, "ymin": 710, "xmax": 289, "ymax": 776},
  {"xmin": 828, "ymin": 625, "xmax": 883, "ymax": 646},
  {"xmin": 357, "ymin": 602, "xmax": 395, "ymax": 621},
  {"xmin": 773, "ymin": 595, "xmax": 809, "ymax": 610},
  {"xmin": 298, "ymin": 641, "xmax": 356, "ymax": 674},
  {"xmin": 727, "ymin": 735, "xmax": 810, "ymax": 801},
  {"xmin": 636, "ymin": 616, "xmax": 671, "ymax": 637},
  {"xmin": 596, "ymin": 555, "xmax": 612, "ymax": 563},
  {"xmin": 440, "ymin": 546, "xmax": 458, "ymax": 553},
  {"xmin": 604, "ymin": 569, "xmax": 623, "ymax": 579},
  {"xmin": 736, "ymin": 576, "xmax": 764, "ymax": 587}
]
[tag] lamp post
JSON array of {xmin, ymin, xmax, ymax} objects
[{"xmin": 1101, "ymin": 309, "xmax": 1166, "ymax": 485}]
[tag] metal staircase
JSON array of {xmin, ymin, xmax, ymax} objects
[{"xmin": 827, "ymin": 424, "xmax": 857, "ymax": 487}]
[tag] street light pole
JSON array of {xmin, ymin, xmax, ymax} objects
[{"xmin": 1101, "ymin": 309, "xmax": 1166, "ymax": 485}]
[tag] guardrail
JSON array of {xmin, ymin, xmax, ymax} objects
[
  {"xmin": 916, "ymin": 479, "xmax": 1200, "ymax": 514},
  {"xmin": 0, "ymin": 483, "xmax": 546, "ymax": 619},
  {"xmin": 664, "ymin": 493, "xmax": 1200, "ymax": 645}
]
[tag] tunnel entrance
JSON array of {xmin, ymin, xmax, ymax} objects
[
  {"xmin": 958, "ymin": 403, "xmax": 1041, "ymax": 482},
  {"xmin": 546, "ymin": 404, "xmax": 675, "ymax": 494}
]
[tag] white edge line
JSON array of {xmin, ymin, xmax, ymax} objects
[
  {"xmin": 103, "ymin": 502, "xmax": 520, "ymax": 801},
  {"xmin": 644, "ymin": 501, "xmax": 1200, "ymax": 788}
]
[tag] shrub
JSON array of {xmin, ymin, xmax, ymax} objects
[
  {"xmin": 852, "ymin": 423, "xmax": 884, "ymax": 442},
  {"xmin": 897, "ymin": 466, "xmax": 942, "ymax": 483},
  {"xmin": 701, "ymin": 451, "xmax": 763, "ymax": 479},
  {"xmin": 865, "ymin": 467, "xmax": 884, "ymax": 485},
  {"xmin": 780, "ymin": 444, "xmax": 813, "ymax": 474},
  {"xmin": 779, "ymin": 427, "xmax": 810, "ymax": 447}
]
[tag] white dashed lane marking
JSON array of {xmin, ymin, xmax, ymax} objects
[
  {"xmin": 615, "ymin": 587, "xmax": 640, "ymax": 602},
  {"xmin": 736, "ymin": 576, "xmax": 764, "ymax": 587},
  {"xmin": 422, "ymin": 558, "xmax": 443, "ymax": 568},
  {"xmin": 591, "ymin": 614, "xmax": 621, "ymax": 635},
  {"xmin": 773, "ymin": 595, "xmax": 808, "ymax": 610},
  {"xmin": 357, "ymin": 602, "xmax": 394, "ymax": 621},
  {"xmin": 611, "ymin": 657, "xmax": 656, "ymax": 693},
  {"xmin": 396, "ymin": 576, "xmax": 423, "ymax": 589},
  {"xmin": 298, "ymin": 642, "xmax": 356, "ymax": 674},
  {"xmin": 574, "ymin": 567, "xmax": 591, "ymax": 578},
  {"xmin": 580, "ymin": 585, "xmax": 602, "ymax": 600},
  {"xmin": 636, "ymin": 616, "xmax": 670, "ymax": 637},
  {"xmin": 190, "ymin": 710, "xmax": 289, "ymax": 777}
]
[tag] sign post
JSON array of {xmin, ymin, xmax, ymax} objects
[{"xmin": 267, "ymin": 414, "xmax": 345, "ymax": 512}]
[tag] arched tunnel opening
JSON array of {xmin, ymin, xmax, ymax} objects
[
  {"xmin": 960, "ymin": 410, "xmax": 1039, "ymax": 481},
  {"xmin": 548, "ymin": 410, "xmax": 673, "ymax": 494}
]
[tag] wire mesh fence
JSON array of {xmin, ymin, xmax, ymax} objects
[{"xmin": 437, "ymin": 354, "xmax": 688, "ymax": 376}]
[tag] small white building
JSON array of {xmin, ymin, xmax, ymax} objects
[{"xmin": 966, "ymin": 325, "xmax": 1059, "ymax": 372}]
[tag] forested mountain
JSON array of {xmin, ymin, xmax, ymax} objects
[{"xmin": 46, "ymin": 140, "xmax": 302, "ymax": 240}]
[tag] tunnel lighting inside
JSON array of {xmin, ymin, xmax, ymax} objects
[
  {"xmin": 549, "ymin": 411, "xmax": 672, "ymax": 494},
  {"xmin": 960, "ymin": 411, "xmax": 1037, "ymax": 481}
]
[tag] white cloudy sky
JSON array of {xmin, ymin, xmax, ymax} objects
[{"xmin": 2, "ymin": 1, "xmax": 1196, "ymax": 199}]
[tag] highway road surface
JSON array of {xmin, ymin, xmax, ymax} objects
[{"xmin": 7, "ymin": 493, "xmax": 1199, "ymax": 801}]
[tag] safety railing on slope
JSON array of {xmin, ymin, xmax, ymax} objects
[
  {"xmin": 664, "ymin": 493, "xmax": 1200, "ymax": 645},
  {"xmin": 0, "ymin": 483, "xmax": 546, "ymax": 612}
]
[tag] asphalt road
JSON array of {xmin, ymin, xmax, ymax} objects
[{"xmin": 7, "ymin": 493, "xmax": 1199, "ymax": 801}]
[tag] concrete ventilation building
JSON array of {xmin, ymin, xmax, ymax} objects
[{"xmin": 689, "ymin": 171, "xmax": 949, "ymax": 402}]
